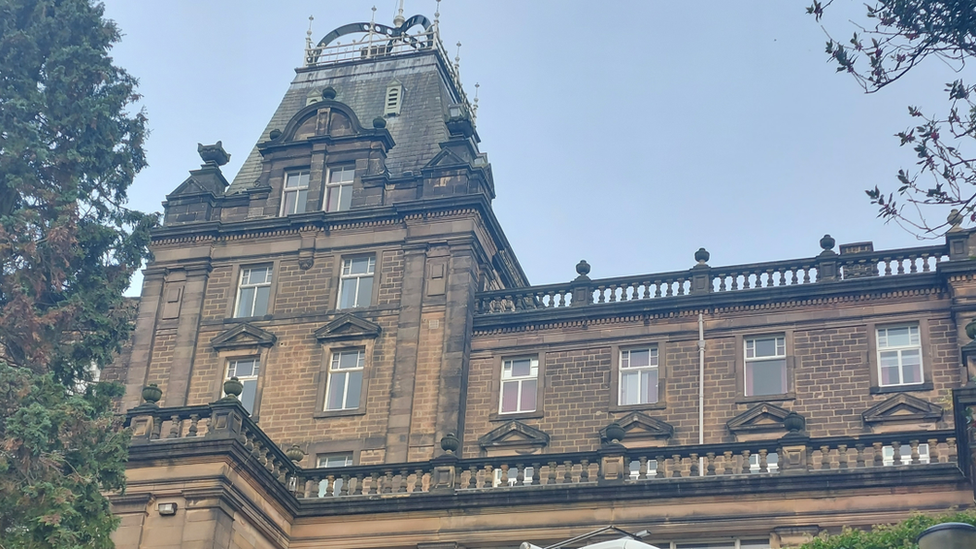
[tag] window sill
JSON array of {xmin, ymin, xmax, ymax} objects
[
  {"xmin": 735, "ymin": 392, "xmax": 796, "ymax": 404},
  {"xmin": 314, "ymin": 409, "xmax": 366, "ymax": 419},
  {"xmin": 609, "ymin": 401, "xmax": 667, "ymax": 413},
  {"xmin": 489, "ymin": 410, "xmax": 544, "ymax": 422},
  {"xmin": 870, "ymin": 382, "xmax": 933, "ymax": 394},
  {"xmin": 224, "ymin": 314, "xmax": 273, "ymax": 324}
]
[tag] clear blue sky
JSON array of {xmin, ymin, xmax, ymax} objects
[{"xmin": 101, "ymin": 1, "xmax": 961, "ymax": 291}]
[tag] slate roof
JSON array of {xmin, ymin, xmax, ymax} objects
[{"xmin": 228, "ymin": 50, "xmax": 464, "ymax": 194}]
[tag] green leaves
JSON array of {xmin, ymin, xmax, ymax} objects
[
  {"xmin": 799, "ymin": 512, "xmax": 976, "ymax": 549},
  {"xmin": 0, "ymin": 0, "xmax": 154, "ymax": 546}
]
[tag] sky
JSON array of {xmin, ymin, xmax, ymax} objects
[{"xmin": 99, "ymin": 1, "xmax": 967, "ymax": 291}]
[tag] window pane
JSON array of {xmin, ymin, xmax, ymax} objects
[
  {"xmin": 282, "ymin": 191, "xmax": 297, "ymax": 215},
  {"xmin": 339, "ymin": 278, "xmax": 358, "ymax": 309},
  {"xmin": 296, "ymin": 189, "xmax": 308, "ymax": 213},
  {"xmin": 349, "ymin": 257, "xmax": 374, "ymax": 274},
  {"xmin": 326, "ymin": 186, "xmax": 341, "ymax": 212},
  {"xmin": 642, "ymin": 369, "xmax": 659, "ymax": 403},
  {"xmin": 628, "ymin": 349, "xmax": 650, "ymax": 368},
  {"xmin": 252, "ymin": 266, "xmax": 271, "ymax": 283},
  {"xmin": 240, "ymin": 379, "xmax": 257, "ymax": 414},
  {"xmin": 336, "ymin": 350, "xmax": 362, "ymax": 369},
  {"xmin": 236, "ymin": 287, "xmax": 255, "ymax": 317},
  {"xmin": 253, "ymin": 286, "xmax": 270, "ymax": 316},
  {"xmin": 356, "ymin": 275, "xmax": 373, "ymax": 307},
  {"xmin": 511, "ymin": 358, "xmax": 533, "ymax": 377},
  {"xmin": 345, "ymin": 371, "xmax": 362, "ymax": 409},
  {"xmin": 747, "ymin": 359, "xmax": 786, "ymax": 396},
  {"xmin": 754, "ymin": 337, "xmax": 780, "ymax": 357},
  {"xmin": 339, "ymin": 184, "xmax": 352, "ymax": 211},
  {"xmin": 327, "ymin": 372, "xmax": 347, "ymax": 410},
  {"xmin": 621, "ymin": 371, "xmax": 639, "ymax": 405},
  {"xmin": 501, "ymin": 381, "xmax": 519, "ymax": 412},
  {"xmin": 884, "ymin": 326, "xmax": 912, "ymax": 347},
  {"xmin": 235, "ymin": 359, "xmax": 257, "ymax": 377},
  {"xmin": 902, "ymin": 349, "xmax": 922, "ymax": 383},
  {"xmin": 881, "ymin": 364, "xmax": 899, "ymax": 386},
  {"xmin": 520, "ymin": 379, "xmax": 537, "ymax": 412}
]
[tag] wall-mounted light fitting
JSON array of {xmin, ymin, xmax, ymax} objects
[{"xmin": 157, "ymin": 502, "xmax": 178, "ymax": 516}]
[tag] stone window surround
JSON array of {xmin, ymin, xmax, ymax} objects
[
  {"xmin": 866, "ymin": 317, "xmax": 935, "ymax": 394},
  {"xmin": 279, "ymin": 169, "xmax": 311, "ymax": 216},
  {"xmin": 226, "ymin": 260, "xmax": 280, "ymax": 320},
  {"xmin": 313, "ymin": 336, "xmax": 377, "ymax": 418},
  {"xmin": 489, "ymin": 350, "xmax": 547, "ymax": 421},
  {"xmin": 333, "ymin": 251, "xmax": 382, "ymax": 311},
  {"xmin": 608, "ymin": 340, "xmax": 668, "ymax": 413},
  {"xmin": 267, "ymin": 158, "xmax": 314, "ymax": 215},
  {"xmin": 211, "ymin": 344, "xmax": 275, "ymax": 421},
  {"xmin": 307, "ymin": 439, "xmax": 363, "ymax": 466},
  {"xmin": 735, "ymin": 330, "xmax": 796, "ymax": 404}
]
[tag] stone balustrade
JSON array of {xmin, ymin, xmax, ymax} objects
[{"xmin": 475, "ymin": 241, "xmax": 950, "ymax": 315}]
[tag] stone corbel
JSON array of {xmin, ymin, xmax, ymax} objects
[{"xmin": 298, "ymin": 228, "xmax": 317, "ymax": 270}]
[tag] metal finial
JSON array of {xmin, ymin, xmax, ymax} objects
[
  {"xmin": 305, "ymin": 15, "xmax": 314, "ymax": 67},
  {"xmin": 306, "ymin": 15, "xmax": 314, "ymax": 38},
  {"xmin": 393, "ymin": 0, "xmax": 405, "ymax": 26},
  {"xmin": 472, "ymin": 83, "xmax": 480, "ymax": 121},
  {"xmin": 370, "ymin": 6, "xmax": 376, "ymax": 25},
  {"xmin": 454, "ymin": 41, "xmax": 462, "ymax": 72}
]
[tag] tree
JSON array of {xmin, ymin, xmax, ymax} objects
[
  {"xmin": 0, "ymin": 0, "xmax": 155, "ymax": 547},
  {"xmin": 798, "ymin": 511, "xmax": 976, "ymax": 549},
  {"xmin": 807, "ymin": 0, "xmax": 976, "ymax": 235}
]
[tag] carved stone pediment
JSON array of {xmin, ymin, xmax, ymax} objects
[
  {"xmin": 425, "ymin": 147, "xmax": 469, "ymax": 169},
  {"xmin": 479, "ymin": 421, "xmax": 550, "ymax": 456},
  {"xmin": 601, "ymin": 412, "xmax": 673, "ymax": 446},
  {"xmin": 727, "ymin": 402, "xmax": 798, "ymax": 440},
  {"xmin": 211, "ymin": 323, "xmax": 276, "ymax": 352},
  {"xmin": 314, "ymin": 314, "xmax": 381, "ymax": 342},
  {"xmin": 862, "ymin": 393, "xmax": 943, "ymax": 427}
]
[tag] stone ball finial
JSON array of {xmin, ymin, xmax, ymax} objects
[
  {"xmin": 948, "ymin": 208, "xmax": 964, "ymax": 228},
  {"xmin": 285, "ymin": 444, "xmax": 306, "ymax": 463},
  {"xmin": 576, "ymin": 260, "xmax": 591, "ymax": 277},
  {"xmin": 695, "ymin": 247, "xmax": 710, "ymax": 264},
  {"xmin": 820, "ymin": 234, "xmax": 835, "ymax": 251},
  {"xmin": 222, "ymin": 376, "xmax": 244, "ymax": 399},
  {"xmin": 269, "ymin": 128, "xmax": 282, "ymax": 140},
  {"xmin": 372, "ymin": 116, "xmax": 387, "ymax": 129},
  {"xmin": 141, "ymin": 383, "xmax": 162, "ymax": 406},
  {"xmin": 605, "ymin": 422, "xmax": 626, "ymax": 445},
  {"xmin": 783, "ymin": 411, "xmax": 805, "ymax": 434},
  {"xmin": 321, "ymin": 86, "xmax": 337, "ymax": 100}
]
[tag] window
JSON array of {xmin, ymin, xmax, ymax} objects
[
  {"xmin": 325, "ymin": 349, "xmax": 365, "ymax": 411},
  {"xmin": 748, "ymin": 452, "xmax": 779, "ymax": 473},
  {"xmin": 877, "ymin": 325, "xmax": 923, "ymax": 387},
  {"xmin": 280, "ymin": 170, "xmax": 309, "ymax": 215},
  {"xmin": 619, "ymin": 348, "xmax": 659, "ymax": 406},
  {"xmin": 500, "ymin": 357, "xmax": 539, "ymax": 414},
  {"xmin": 628, "ymin": 459, "xmax": 659, "ymax": 479},
  {"xmin": 316, "ymin": 453, "xmax": 353, "ymax": 496},
  {"xmin": 882, "ymin": 443, "xmax": 929, "ymax": 466},
  {"xmin": 325, "ymin": 166, "xmax": 354, "ymax": 212},
  {"xmin": 744, "ymin": 336, "xmax": 787, "ymax": 396},
  {"xmin": 235, "ymin": 265, "xmax": 273, "ymax": 318},
  {"xmin": 338, "ymin": 256, "xmax": 375, "ymax": 309},
  {"xmin": 226, "ymin": 358, "xmax": 260, "ymax": 414},
  {"xmin": 492, "ymin": 466, "xmax": 534, "ymax": 487}
]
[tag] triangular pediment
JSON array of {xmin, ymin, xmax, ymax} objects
[
  {"xmin": 601, "ymin": 412, "xmax": 674, "ymax": 443},
  {"xmin": 211, "ymin": 323, "xmax": 276, "ymax": 351},
  {"xmin": 425, "ymin": 147, "xmax": 469, "ymax": 169},
  {"xmin": 167, "ymin": 176, "xmax": 213, "ymax": 199},
  {"xmin": 862, "ymin": 393, "xmax": 943, "ymax": 425},
  {"xmin": 727, "ymin": 402, "xmax": 795, "ymax": 434},
  {"xmin": 314, "ymin": 314, "xmax": 381, "ymax": 342},
  {"xmin": 479, "ymin": 421, "xmax": 550, "ymax": 450}
]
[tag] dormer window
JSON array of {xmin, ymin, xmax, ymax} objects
[
  {"xmin": 384, "ymin": 81, "xmax": 403, "ymax": 116},
  {"xmin": 325, "ymin": 166, "xmax": 354, "ymax": 212},
  {"xmin": 280, "ymin": 170, "xmax": 309, "ymax": 215}
]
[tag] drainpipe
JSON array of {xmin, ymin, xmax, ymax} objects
[{"xmin": 698, "ymin": 313, "xmax": 705, "ymax": 448}]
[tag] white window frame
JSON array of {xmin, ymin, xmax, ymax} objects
[
  {"xmin": 225, "ymin": 358, "xmax": 260, "ymax": 415},
  {"xmin": 316, "ymin": 453, "xmax": 354, "ymax": 496},
  {"xmin": 492, "ymin": 466, "xmax": 535, "ymax": 487},
  {"xmin": 337, "ymin": 256, "xmax": 375, "ymax": 309},
  {"xmin": 234, "ymin": 265, "xmax": 273, "ymax": 318},
  {"xmin": 744, "ymin": 335, "xmax": 787, "ymax": 396},
  {"xmin": 882, "ymin": 443, "xmax": 929, "ymax": 466},
  {"xmin": 499, "ymin": 356, "xmax": 539, "ymax": 414},
  {"xmin": 280, "ymin": 170, "xmax": 310, "ymax": 216},
  {"xmin": 748, "ymin": 452, "xmax": 779, "ymax": 473},
  {"xmin": 325, "ymin": 166, "xmax": 355, "ymax": 212},
  {"xmin": 877, "ymin": 324, "xmax": 924, "ymax": 387},
  {"xmin": 619, "ymin": 347, "xmax": 659, "ymax": 406},
  {"xmin": 324, "ymin": 348, "xmax": 365, "ymax": 411}
]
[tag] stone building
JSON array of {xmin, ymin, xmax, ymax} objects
[{"xmin": 107, "ymin": 11, "xmax": 976, "ymax": 549}]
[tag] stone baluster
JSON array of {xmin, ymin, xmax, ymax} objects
[
  {"xmin": 547, "ymin": 461, "xmax": 558, "ymax": 485},
  {"xmin": 872, "ymin": 442, "xmax": 884, "ymax": 467},
  {"xmin": 838, "ymin": 444, "xmax": 849, "ymax": 469},
  {"xmin": 705, "ymin": 452, "xmax": 716, "ymax": 476},
  {"xmin": 928, "ymin": 438, "xmax": 940, "ymax": 463},
  {"xmin": 723, "ymin": 451, "xmax": 734, "ymax": 475}
]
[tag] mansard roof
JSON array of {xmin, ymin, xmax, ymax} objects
[{"xmin": 229, "ymin": 49, "xmax": 464, "ymax": 193}]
